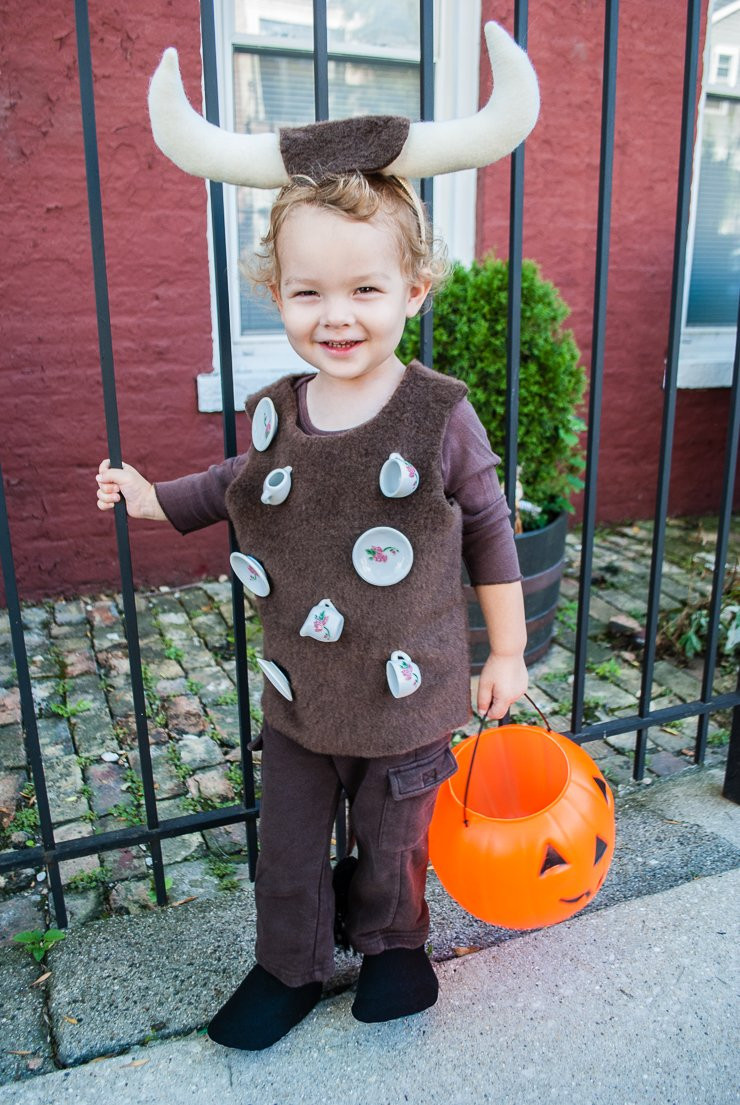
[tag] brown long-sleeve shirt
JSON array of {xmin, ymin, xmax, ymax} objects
[{"xmin": 154, "ymin": 372, "xmax": 521, "ymax": 586}]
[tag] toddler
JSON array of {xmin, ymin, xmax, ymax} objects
[{"xmin": 95, "ymin": 20, "xmax": 538, "ymax": 1052}]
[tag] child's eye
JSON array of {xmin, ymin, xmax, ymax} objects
[
  {"xmin": 355, "ymin": 286, "xmax": 379, "ymax": 294},
  {"xmin": 293, "ymin": 289, "xmax": 318, "ymax": 298}
]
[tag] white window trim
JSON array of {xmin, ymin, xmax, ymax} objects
[
  {"xmin": 198, "ymin": 0, "xmax": 481, "ymax": 413},
  {"xmin": 678, "ymin": 15, "xmax": 738, "ymax": 388},
  {"xmin": 710, "ymin": 44, "xmax": 739, "ymax": 86}
]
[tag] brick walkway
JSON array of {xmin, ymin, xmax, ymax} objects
[{"xmin": 0, "ymin": 517, "xmax": 736, "ymax": 939}]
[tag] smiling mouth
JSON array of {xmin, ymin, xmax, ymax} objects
[{"xmin": 320, "ymin": 340, "xmax": 363, "ymax": 349}]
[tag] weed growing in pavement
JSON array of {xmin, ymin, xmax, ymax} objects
[{"xmin": 11, "ymin": 928, "xmax": 66, "ymax": 962}]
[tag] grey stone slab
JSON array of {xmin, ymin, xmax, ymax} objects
[
  {"xmin": 200, "ymin": 581, "xmax": 232, "ymax": 603},
  {"xmin": 0, "ymin": 724, "xmax": 27, "ymax": 769},
  {"xmin": 72, "ymin": 707, "xmax": 118, "ymax": 759},
  {"xmin": 160, "ymin": 831, "xmax": 206, "ymax": 866},
  {"xmin": 45, "ymin": 889, "xmax": 257, "ymax": 1066},
  {"xmin": 155, "ymin": 678, "xmax": 189, "ymax": 698},
  {"xmin": 175, "ymin": 590, "xmax": 213, "ymax": 617},
  {"xmin": 647, "ymin": 749, "xmax": 693, "ymax": 777},
  {"xmin": 204, "ymin": 705, "xmax": 240, "ymax": 748},
  {"xmin": 86, "ymin": 761, "xmax": 128, "ymax": 817},
  {"xmin": 54, "ymin": 600, "xmax": 87, "ymax": 626},
  {"xmin": 628, "ymin": 765, "xmax": 740, "ymax": 849},
  {"xmin": 0, "ymin": 947, "xmax": 55, "ymax": 1083},
  {"xmin": 156, "ymin": 611, "xmax": 190, "ymax": 627},
  {"xmin": 50, "ymin": 887, "xmax": 106, "ymax": 929},
  {"xmin": 165, "ymin": 696, "xmax": 207, "ymax": 736},
  {"xmin": 43, "ymin": 756, "xmax": 86, "ymax": 826},
  {"xmin": 0, "ymin": 686, "xmax": 21, "ymax": 727},
  {"xmin": 127, "ymin": 745, "xmax": 186, "ymax": 801},
  {"xmin": 32, "ymin": 680, "xmax": 63, "ymax": 717},
  {"xmin": 87, "ymin": 601, "xmax": 120, "ymax": 628},
  {"xmin": 0, "ymin": 891, "xmax": 46, "ymax": 945},
  {"xmin": 36, "ymin": 716, "xmax": 75, "ymax": 756},
  {"xmin": 20, "ymin": 606, "xmax": 50, "ymax": 631},
  {"xmin": 202, "ymin": 822, "xmax": 248, "ymax": 856},
  {"xmin": 177, "ymin": 735, "xmax": 223, "ymax": 771},
  {"xmin": 186, "ymin": 768, "xmax": 233, "ymax": 805},
  {"xmin": 652, "ymin": 659, "xmax": 703, "ymax": 702},
  {"xmin": 53, "ymin": 821, "xmax": 99, "ymax": 885},
  {"xmin": 107, "ymin": 688, "xmax": 135, "ymax": 719}
]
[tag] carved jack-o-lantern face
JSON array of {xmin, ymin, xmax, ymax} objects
[{"xmin": 429, "ymin": 724, "xmax": 616, "ymax": 930}]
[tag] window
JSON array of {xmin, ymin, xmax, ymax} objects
[
  {"xmin": 198, "ymin": 0, "xmax": 481, "ymax": 411},
  {"xmin": 679, "ymin": 0, "xmax": 740, "ymax": 387}
]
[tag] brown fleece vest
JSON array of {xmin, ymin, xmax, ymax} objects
[{"xmin": 224, "ymin": 360, "xmax": 472, "ymax": 757}]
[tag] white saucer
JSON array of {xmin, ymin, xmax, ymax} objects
[
  {"xmin": 256, "ymin": 657, "xmax": 293, "ymax": 701},
  {"xmin": 352, "ymin": 527, "xmax": 413, "ymax": 587},
  {"xmin": 229, "ymin": 552, "xmax": 271, "ymax": 597},
  {"xmin": 252, "ymin": 397, "xmax": 278, "ymax": 451}
]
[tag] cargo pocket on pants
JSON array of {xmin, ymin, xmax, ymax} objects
[{"xmin": 377, "ymin": 744, "xmax": 458, "ymax": 853}]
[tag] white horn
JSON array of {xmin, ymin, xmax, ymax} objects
[
  {"xmin": 148, "ymin": 48, "xmax": 290, "ymax": 188},
  {"xmin": 384, "ymin": 22, "xmax": 540, "ymax": 179}
]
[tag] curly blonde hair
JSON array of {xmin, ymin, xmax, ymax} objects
[{"xmin": 247, "ymin": 173, "xmax": 450, "ymax": 299}]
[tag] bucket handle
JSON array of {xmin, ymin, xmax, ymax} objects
[{"xmin": 462, "ymin": 693, "xmax": 552, "ymax": 827}]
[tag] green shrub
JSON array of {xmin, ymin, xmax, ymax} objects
[{"xmin": 399, "ymin": 255, "xmax": 587, "ymax": 528}]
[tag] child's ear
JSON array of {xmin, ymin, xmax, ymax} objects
[
  {"xmin": 406, "ymin": 278, "xmax": 433, "ymax": 318},
  {"xmin": 269, "ymin": 283, "xmax": 284, "ymax": 312}
]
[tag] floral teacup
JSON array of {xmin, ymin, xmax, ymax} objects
[
  {"xmin": 379, "ymin": 452, "xmax": 419, "ymax": 498},
  {"xmin": 299, "ymin": 598, "xmax": 345, "ymax": 642},
  {"xmin": 386, "ymin": 650, "xmax": 422, "ymax": 698}
]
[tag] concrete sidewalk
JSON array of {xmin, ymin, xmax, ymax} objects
[
  {"xmin": 3, "ymin": 873, "xmax": 738, "ymax": 1105},
  {"xmin": 1, "ymin": 765, "xmax": 739, "ymax": 1104}
]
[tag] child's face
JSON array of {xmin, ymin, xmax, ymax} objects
[{"xmin": 271, "ymin": 204, "xmax": 430, "ymax": 384}]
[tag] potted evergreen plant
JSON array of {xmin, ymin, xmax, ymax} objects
[{"xmin": 398, "ymin": 255, "xmax": 587, "ymax": 667}]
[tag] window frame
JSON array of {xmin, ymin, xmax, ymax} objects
[{"xmin": 678, "ymin": 3, "xmax": 739, "ymax": 389}]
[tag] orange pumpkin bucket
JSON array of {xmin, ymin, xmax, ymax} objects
[{"xmin": 429, "ymin": 720, "xmax": 616, "ymax": 930}]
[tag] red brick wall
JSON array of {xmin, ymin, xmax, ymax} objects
[
  {"xmin": 1, "ymin": 1, "xmax": 736, "ymax": 603},
  {"xmin": 1, "ymin": 1, "xmax": 242, "ymax": 602},
  {"xmin": 478, "ymin": 0, "xmax": 738, "ymax": 524}
]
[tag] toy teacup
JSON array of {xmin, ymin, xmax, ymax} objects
[
  {"xmin": 261, "ymin": 466, "xmax": 292, "ymax": 506},
  {"xmin": 386, "ymin": 650, "xmax": 422, "ymax": 698},
  {"xmin": 300, "ymin": 599, "xmax": 345, "ymax": 642},
  {"xmin": 379, "ymin": 452, "xmax": 419, "ymax": 498}
]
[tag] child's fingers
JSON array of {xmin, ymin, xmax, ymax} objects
[
  {"xmin": 96, "ymin": 487, "xmax": 121, "ymax": 509},
  {"xmin": 96, "ymin": 468, "xmax": 127, "ymax": 484}
]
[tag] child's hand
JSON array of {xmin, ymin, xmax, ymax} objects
[
  {"xmin": 95, "ymin": 459, "xmax": 166, "ymax": 521},
  {"xmin": 476, "ymin": 652, "xmax": 529, "ymax": 721}
]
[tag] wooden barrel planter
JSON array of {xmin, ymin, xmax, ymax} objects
[{"xmin": 464, "ymin": 511, "xmax": 568, "ymax": 672}]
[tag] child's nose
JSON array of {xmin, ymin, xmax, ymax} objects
[{"xmin": 321, "ymin": 297, "xmax": 355, "ymax": 327}]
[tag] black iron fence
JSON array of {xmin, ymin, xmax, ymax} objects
[{"xmin": 0, "ymin": 0, "xmax": 738, "ymax": 931}]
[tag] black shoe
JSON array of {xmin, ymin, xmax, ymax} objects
[
  {"xmin": 333, "ymin": 855, "xmax": 359, "ymax": 951},
  {"xmin": 207, "ymin": 963, "xmax": 323, "ymax": 1050},
  {"xmin": 351, "ymin": 946, "xmax": 439, "ymax": 1023}
]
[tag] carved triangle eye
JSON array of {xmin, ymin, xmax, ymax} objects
[
  {"xmin": 594, "ymin": 835, "xmax": 608, "ymax": 864},
  {"xmin": 593, "ymin": 776, "xmax": 609, "ymax": 802},
  {"xmin": 540, "ymin": 844, "xmax": 569, "ymax": 875}
]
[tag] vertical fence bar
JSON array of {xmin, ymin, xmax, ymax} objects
[
  {"xmin": 419, "ymin": 0, "xmax": 434, "ymax": 368},
  {"xmin": 74, "ymin": 0, "xmax": 167, "ymax": 906},
  {"xmin": 200, "ymin": 0, "xmax": 259, "ymax": 879},
  {"xmin": 313, "ymin": 0, "xmax": 329, "ymax": 121},
  {"xmin": 695, "ymin": 297, "xmax": 740, "ymax": 777},
  {"xmin": 634, "ymin": 0, "xmax": 702, "ymax": 779},
  {"xmin": 0, "ymin": 466, "xmax": 67, "ymax": 926},
  {"xmin": 502, "ymin": 0, "xmax": 528, "ymax": 519},
  {"xmin": 725, "ymin": 670, "xmax": 740, "ymax": 804},
  {"xmin": 571, "ymin": 0, "xmax": 619, "ymax": 736}
]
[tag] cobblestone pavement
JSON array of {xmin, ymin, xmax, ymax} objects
[{"xmin": 0, "ymin": 516, "xmax": 736, "ymax": 941}]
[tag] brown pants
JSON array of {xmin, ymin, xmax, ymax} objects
[{"xmin": 253, "ymin": 720, "xmax": 458, "ymax": 987}]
